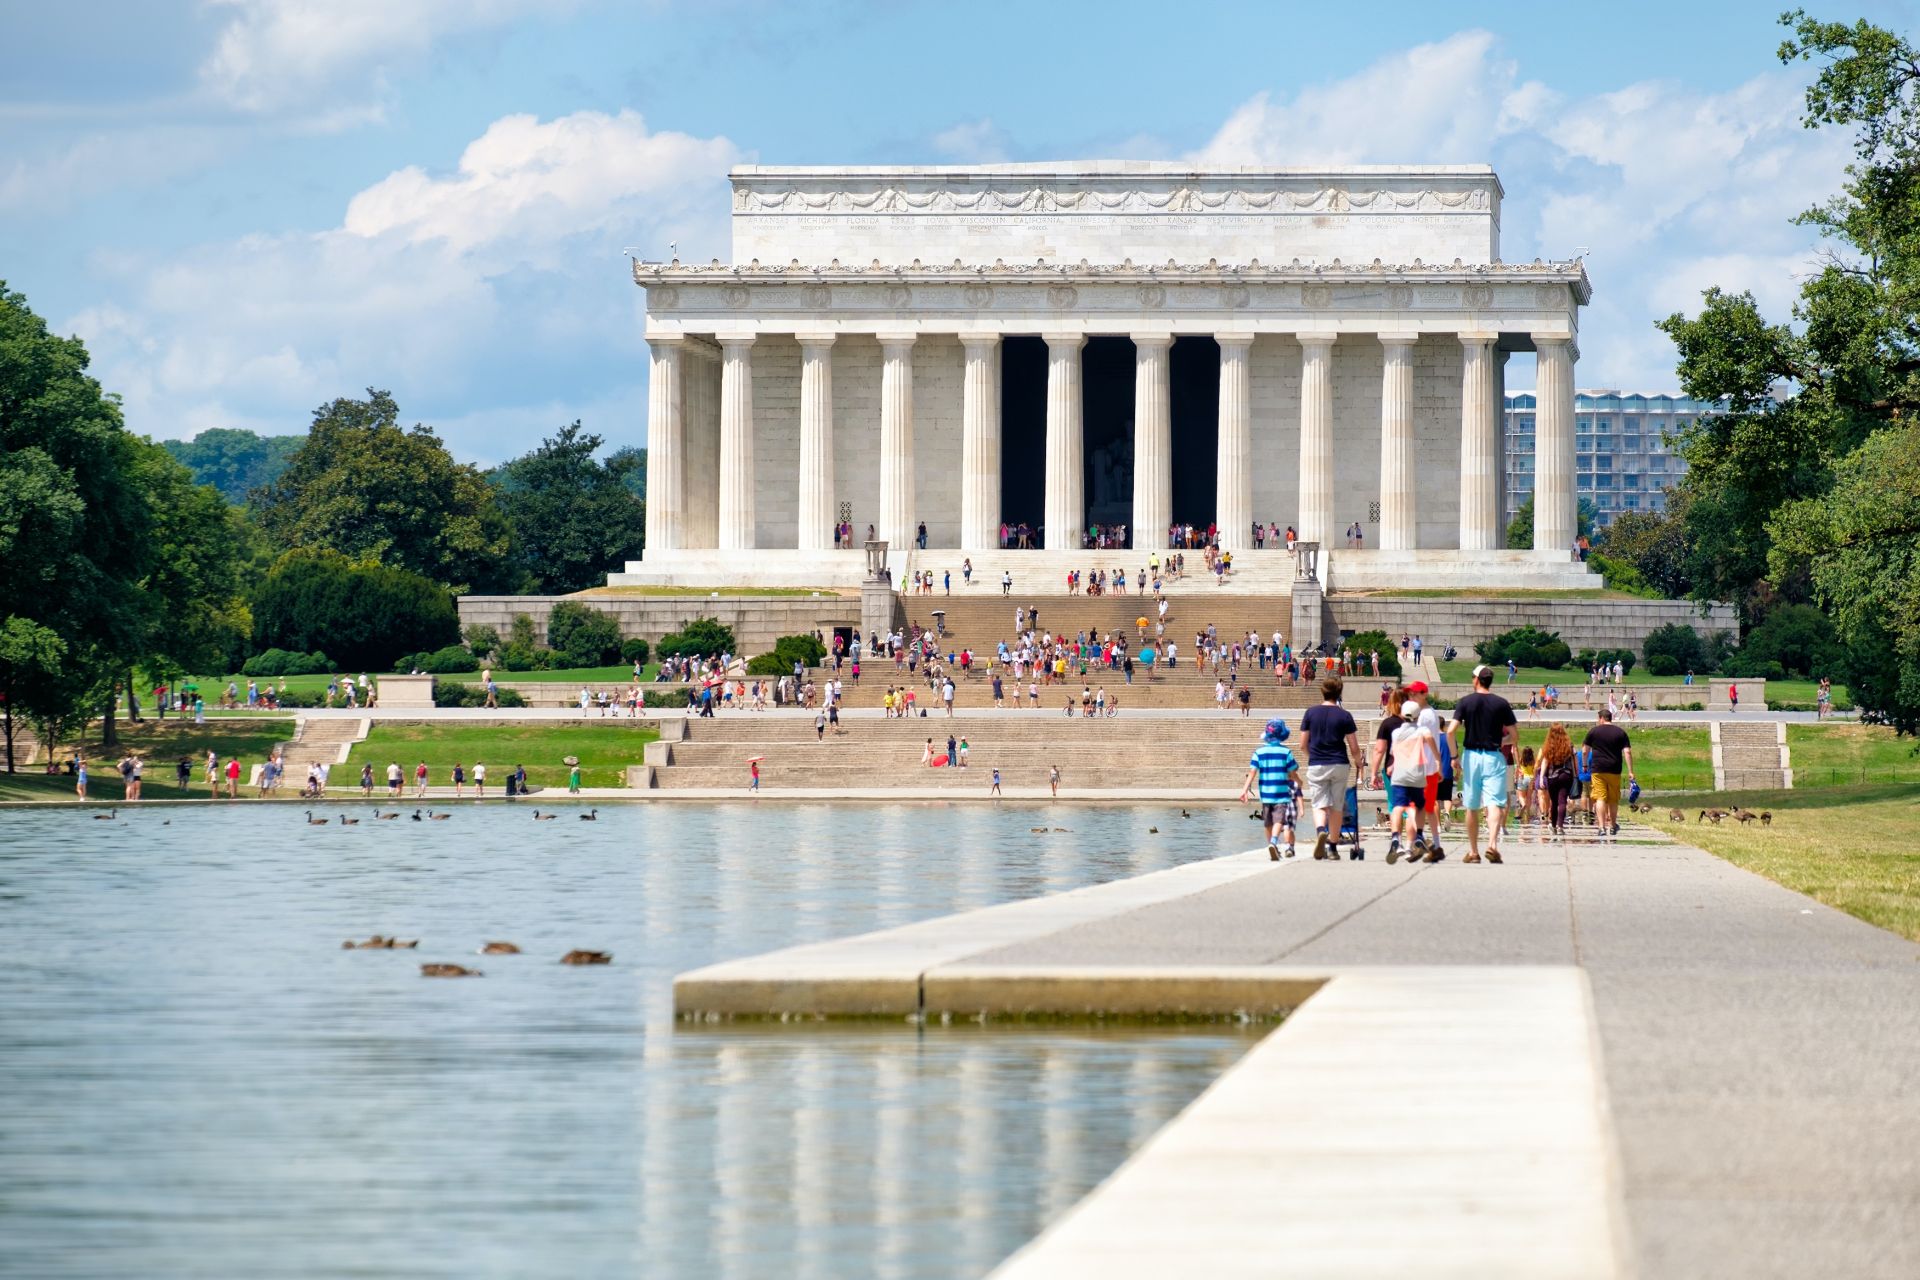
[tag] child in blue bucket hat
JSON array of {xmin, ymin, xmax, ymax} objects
[{"xmin": 1240, "ymin": 718, "xmax": 1301, "ymax": 860}]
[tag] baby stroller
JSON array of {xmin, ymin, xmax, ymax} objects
[{"xmin": 1338, "ymin": 784, "xmax": 1364, "ymax": 860}]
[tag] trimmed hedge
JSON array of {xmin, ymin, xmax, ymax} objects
[
  {"xmin": 433, "ymin": 682, "xmax": 527, "ymax": 708},
  {"xmin": 1339, "ymin": 630, "xmax": 1402, "ymax": 677},
  {"xmin": 242, "ymin": 647, "xmax": 332, "ymax": 677},
  {"xmin": 1478, "ymin": 626, "xmax": 1572, "ymax": 670}
]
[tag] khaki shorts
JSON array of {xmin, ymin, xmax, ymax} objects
[
  {"xmin": 1307, "ymin": 763, "xmax": 1349, "ymax": 811},
  {"xmin": 1592, "ymin": 772, "xmax": 1623, "ymax": 808}
]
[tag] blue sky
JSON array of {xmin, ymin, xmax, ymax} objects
[{"xmin": 5, "ymin": 0, "xmax": 1913, "ymax": 463}]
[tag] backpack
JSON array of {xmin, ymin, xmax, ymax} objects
[{"xmin": 1389, "ymin": 722, "xmax": 1429, "ymax": 786}]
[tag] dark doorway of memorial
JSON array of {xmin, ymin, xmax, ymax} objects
[
  {"xmin": 1169, "ymin": 336, "xmax": 1221, "ymax": 546},
  {"xmin": 1082, "ymin": 336, "xmax": 1134, "ymax": 548},
  {"xmin": 999, "ymin": 336, "xmax": 1047, "ymax": 547}
]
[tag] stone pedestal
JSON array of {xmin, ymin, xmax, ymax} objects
[
  {"xmin": 379, "ymin": 674, "xmax": 436, "ymax": 708},
  {"xmin": 1291, "ymin": 578, "xmax": 1325, "ymax": 654}
]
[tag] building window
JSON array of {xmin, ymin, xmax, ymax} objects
[
  {"xmin": 1623, "ymin": 474, "xmax": 1640, "ymax": 489},
  {"xmin": 1577, "ymin": 475, "xmax": 1593, "ymax": 490},
  {"xmin": 1595, "ymin": 455, "xmax": 1612, "ymax": 472}
]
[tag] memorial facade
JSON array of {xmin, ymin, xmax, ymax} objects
[{"xmin": 622, "ymin": 163, "xmax": 1593, "ymax": 590}]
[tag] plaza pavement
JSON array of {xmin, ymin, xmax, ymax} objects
[{"xmin": 677, "ymin": 828, "xmax": 1920, "ymax": 1279}]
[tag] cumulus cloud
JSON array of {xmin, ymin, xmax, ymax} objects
[
  {"xmin": 197, "ymin": 0, "xmax": 563, "ymax": 117},
  {"xmin": 1193, "ymin": 32, "xmax": 1850, "ymax": 389},
  {"xmin": 72, "ymin": 109, "xmax": 739, "ymax": 459}
]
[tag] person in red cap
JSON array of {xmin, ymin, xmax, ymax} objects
[{"xmin": 1403, "ymin": 681, "xmax": 1447, "ymax": 858}]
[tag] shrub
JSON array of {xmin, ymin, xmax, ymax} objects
[
  {"xmin": 421, "ymin": 644, "xmax": 479, "ymax": 674},
  {"xmin": 250, "ymin": 550, "xmax": 458, "ymax": 672},
  {"xmin": 1647, "ymin": 654, "xmax": 1680, "ymax": 676},
  {"xmin": 1576, "ymin": 647, "xmax": 1636, "ymax": 676},
  {"xmin": 433, "ymin": 682, "xmax": 527, "ymax": 708},
  {"xmin": 1732, "ymin": 603, "xmax": 1841, "ymax": 679},
  {"xmin": 1339, "ymin": 630, "xmax": 1401, "ymax": 677},
  {"xmin": 767, "ymin": 633, "xmax": 827, "ymax": 671},
  {"xmin": 1723, "ymin": 654, "xmax": 1787, "ymax": 681},
  {"xmin": 745, "ymin": 652, "xmax": 787, "ymax": 676},
  {"xmin": 242, "ymin": 648, "xmax": 331, "ymax": 677},
  {"xmin": 463, "ymin": 623, "xmax": 502, "ymax": 656},
  {"xmin": 658, "ymin": 616, "xmax": 737, "ymax": 660},
  {"xmin": 620, "ymin": 637, "xmax": 651, "ymax": 666},
  {"xmin": 547, "ymin": 601, "xmax": 623, "ymax": 667},
  {"xmin": 1643, "ymin": 623, "xmax": 1706, "ymax": 675},
  {"xmin": 1587, "ymin": 552, "xmax": 1659, "ymax": 598},
  {"xmin": 1479, "ymin": 626, "xmax": 1571, "ymax": 670}
]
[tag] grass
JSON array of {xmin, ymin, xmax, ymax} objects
[
  {"xmin": 577, "ymin": 585, "xmax": 849, "ymax": 597},
  {"xmin": 1502, "ymin": 724, "xmax": 1713, "ymax": 793},
  {"xmin": 183, "ymin": 664, "xmax": 662, "ymax": 700},
  {"xmin": 1437, "ymin": 660, "xmax": 1676, "ymax": 688},
  {"xmin": 341, "ymin": 721, "xmax": 659, "ymax": 790},
  {"xmin": 0, "ymin": 717, "xmax": 294, "ymax": 803},
  {"xmin": 1659, "ymin": 782, "xmax": 1920, "ymax": 943},
  {"xmin": 1785, "ymin": 723, "xmax": 1920, "ymax": 786}
]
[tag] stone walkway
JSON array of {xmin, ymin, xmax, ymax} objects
[{"xmin": 679, "ymin": 831, "xmax": 1920, "ymax": 1279}]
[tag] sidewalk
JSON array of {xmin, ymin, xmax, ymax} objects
[{"xmin": 681, "ymin": 831, "xmax": 1920, "ymax": 1279}]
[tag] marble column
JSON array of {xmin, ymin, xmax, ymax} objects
[
  {"xmin": 1458, "ymin": 332, "xmax": 1501, "ymax": 551},
  {"xmin": 878, "ymin": 333, "xmax": 917, "ymax": 550},
  {"xmin": 1377, "ymin": 333, "xmax": 1419, "ymax": 552},
  {"xmin": 717, "ymin": 336, "xmax": 756, "ymax": 551},
  {"xmin": 1215, "ymin": 334, "xmax": 1254, "ymax": 550},
  {"xmin": 1043, "ymin": 333, "xmax": 1084, "ymax": 551},
  {"xmin": 1533, "ymin": 335, "xmax": 1578, "ymax": 553},
  {"xmin": 1131, "ymin": 335, "xmax": 1172, "ymax": 553},
  {"xmin": 680, "ymin": 343, "xmax": 719, "ymax": 549},
  {"xmin": 643, "ymin": 335, "xmax": 685, "ymax": 553},
  {"xmin": 960, "ymin": 334, "xmax": 1001, "ymax": 552},
  {"xmin": 796, "ymin": 334, "xmax": 836, "ymax": 552},
  {"xmin": 1296, "ymin": 333, "xmax": 1337, "ymax": 548}
]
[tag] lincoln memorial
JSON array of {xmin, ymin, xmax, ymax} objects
[{"xmin": 619, "ymin": 162, "xmax": 1593, "ymax": 591}]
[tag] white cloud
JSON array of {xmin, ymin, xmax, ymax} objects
[
  {"xmin": 196, "ymin": 0, "xmax": 562, "ymax": 117},
  {"xmin": 932, "ymin": 118, "xmax": 1010, "ymax": 164},
  {"xmin": 70, "ymin": 109, "xmax": 740, "ymax": 460},
  {"xmin": 1194, "ymin": 32, "xmax": 1851, "ymax": 390}
]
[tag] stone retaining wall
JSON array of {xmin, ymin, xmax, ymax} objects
[
  {"xmin": 1328, "ymin": 595, "xmax": 1737, "ymax": 654},
  {"xmin": 457, "ymin": 595, "xmax": 861, "ymax": 655}
]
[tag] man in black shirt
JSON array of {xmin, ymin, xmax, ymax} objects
[
  {"xmin": 1448, "ymin": 664, "xmax": 1517, "ymax": 864},
  {"xmin": 1583, "ymin": 710, "xmax": 1635, "ymax": 836},
  {"xmin": 1299, "ymin": 678, "xmax": 1363, "ymax": 860}
]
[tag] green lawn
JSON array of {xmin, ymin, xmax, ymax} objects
[
  {"xmin": 341, "ymin": 721, "xmax": 659, "ymax": 790},
  {"xmin": 1661, "ymin": 782, "xmax": 1920, "ymax": 942},
  {"xmin": 1786, "ymin": 723, "xmax": 1920, "ymax": 787},
  {"xmin": 1504, "ymin": 724, "xmax": 1714, "ymax": 792},
  {"xmin": 1436, "ymin": 659, "xmax": 1681, "ymax": 688},
  {"xmin": 184, "ymin": 664, "xmax": 661, "ymax": 700},
  {"xmin": 0, "ymin": 717, "xmax": 294, "ymax": 803}
]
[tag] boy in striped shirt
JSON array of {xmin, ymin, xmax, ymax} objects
[{"xmin": 1240, "ymin": 719, "xmax": 1301, "ymax": 860}]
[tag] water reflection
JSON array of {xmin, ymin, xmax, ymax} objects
[{"xmin": 0, "ymin": 802, "xmax": 1258, "ymax": 1279}]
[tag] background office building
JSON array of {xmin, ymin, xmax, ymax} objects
[{"xmin": 1503, "ymin": 391, "xmax": 1722, "ymax": 531}]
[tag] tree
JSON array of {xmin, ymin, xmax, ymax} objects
[
  {"xmin": 544, "ymin": 600, "xmax": 622, "ymax": 667},
  {"xmin": 250, "ymin": 550, "xmax": 460, "ymax": 672},
  {"xmin": 1504, "ymin": 496, "xmax": 1597, "ymax": 550},
  {"xmin": 1596, "ymin": 501, "xmax": 1696, "ymax": 599},
  {"xmin": 1656, "ymin": 12, "xmax": 1920, "ymax": 728},
  {"xmin": 1770, "ymin": 421, "xmax": 1920, "ymax": 728},
  {"xmin": 491, "ymin": 423, "xmax": 649, "ymax": 594},
  {"xmin": 134, "ymin": 443, "xmax": 253, "ymax": 688},
  {"xmin": 0, "ymin": 282, "xmax": 156, "ymax": 767},
  {"xmin": 161, "ymin": 428, "xmax": 305, "ymax": 503},
  {"xmin": 252, "ymin": 390, "xmax": 510, "ymax": 592}
]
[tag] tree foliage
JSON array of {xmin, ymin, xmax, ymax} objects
[
  {"xmin": 1655, "ymin": 12, "xmax": 1920, "ymax": 729},
  {"xmin": 544, "ymin": 600, "xmax": 623, "ymax": 667},
  {"xmin": 490, "ymin": 422, "xmax": 648, "ymax": 594},
  {"xmin": 250, "ymin": 550, "xmax": 459, "ymax": 673},
  {"xmin": 252, "ymin": 390, "xmax": 510, "ymax": 592},
  {"xmin": 1596, "ymin": 502, "xmax": 1696, "ymax": 599},
  {"xmin": 161, "ymin": 428, "xmax": 304, "ymax": 503},
  {"xmin": 1503, "ymin": 495, "xmax": 1597, "ymax": 550}
]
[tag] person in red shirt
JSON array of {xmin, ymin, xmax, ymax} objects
[{"xmin": 224, "ymin": 756, "xmax": 241, "ymax": 799}]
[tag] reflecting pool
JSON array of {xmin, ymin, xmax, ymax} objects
[{"xmin": 0, "ymin": 802, "xmax": 1260, "ymax": 1279}]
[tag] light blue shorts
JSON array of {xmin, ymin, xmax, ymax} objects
[{"xmin": 1460, "ymin": 749, "xmax": 1510, "ymax": 810}]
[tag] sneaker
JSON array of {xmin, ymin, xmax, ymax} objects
[
  {"xmin": 1386, "ymin": 840, "xmax": 1403, "ymax": 866},
  {"xmin": 1311, "ymin": 831, "xmax": 1328, "ymax": 861},
  {"xmin": 1283, "ymin": 845, "xmax": 1297, "ymax": 859},
  {"xmin": 1268, "ymin": 841, "xmax": 1280, "ymax": 862},
  {"xmin": 1422, "ymin": 847, "xmax": 1446, "ymax": 864},
  {"xmin": 1412, "ymin": 832, "xmax": 1428, "ymax": 850}
]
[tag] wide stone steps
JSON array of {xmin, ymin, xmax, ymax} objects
[
  {"xmin": 653, "ymin": 763, "xmax": 1242, "ymax": 790},
  {"xmin": 277, "ymin": 718, "xmax": 369, "ymax": 771},
  {"xmin": 900, "ymin": 548, "xmax": 1302, "ymax": 598},
  {"xmin": 674, "ymin": 716, "xmax": 1363, "ymax": 743}
]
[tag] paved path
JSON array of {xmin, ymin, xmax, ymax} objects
[
  {"xmin": 280, "ymin": 705, "xmax": 1841, "ymax": 724},
  {"xmin": 682, "ymin": 831, "xmax": 1920, "ymax": 1278}
]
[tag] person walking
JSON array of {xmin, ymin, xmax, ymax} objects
[
  {"xmin": 990, "ymin": 767, "xmax": 1002, "ymax": 797},
  {"xmin": 1540, "ymin": 723, "xmax": 1577, "ymax": 838},
  {"xmin": 1048, "ymin": 763, "xmax": 1061, "ymax": 798},
  {"xmin": 360, "ymin": 762, "xmax": 374, "ymax": 796},
  {"xmin": 1448, "ymin": 664, "xmax": 1517, "ymax": 864},
  {"xmin": 474, "ymin": 762, "xmax": 487, "ymax": 797},
  {"xmin": 414, "ymin": 760, "xmax": 429, "ymax": 798},
  {"xmin": 224, "ymin": 755, "xmax": 241, "ymax": 799},
  {"xmin": 1299, "ymin": 677, "xmax": 1362, "ymax": 861},
  {"xmin": 74, "ymin": 757, "xmax": 88, "ymax": 802},
  {"xmin": 452, "ymin": 762, "xmax": 466, "ymax": 798},
  {"xmin": 1583, "ymin": 709, "xmax": 1635, "ymax": 837},
  {"xmin": 1240, "ymin": 719, "xmax": 1301, "ymax": 860},
  {"xmin": 748, "ymin": 758, "xmax": 760, "ymax": 793},
  {"xmin": 1404, "ymin": 681, "xmax": 1446, "ymax": 860}
]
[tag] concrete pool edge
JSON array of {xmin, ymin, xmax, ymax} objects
[{"xmin": 673, "ymin": 846, "xmax": 1284, "ymax": 1017}]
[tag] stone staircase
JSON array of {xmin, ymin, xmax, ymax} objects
[
  {"xmin": 901, "ymin": 547, "xmax": 1302, "ymax": 597},
  {"xmin": 1712, "ymin": 720, "xmax": 1793, "ymax": 791},
  {"xmin": 642, "ymin": 711, "xmax": 1377, "ymax": 791},
  {"xmin": 277, "ymin": 718, "xmax": 370, "ymax": 777}
]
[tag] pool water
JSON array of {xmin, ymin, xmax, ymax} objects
[{"xmin": 0, "ymin": 801, "xmax": 1261, "ymax": 1279}]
